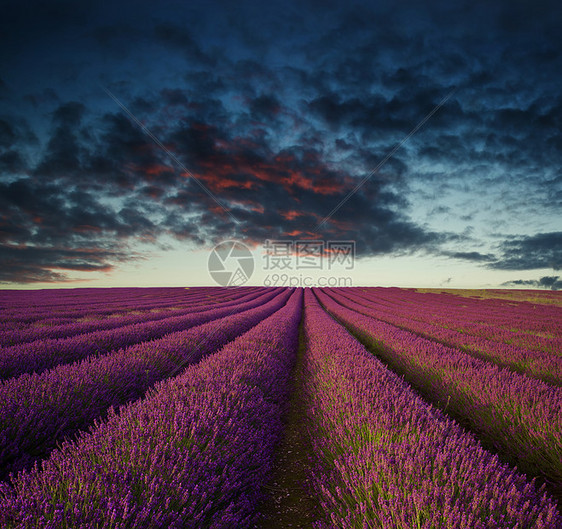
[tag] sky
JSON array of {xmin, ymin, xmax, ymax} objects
[{"xmin": 0, "ymin": 0, "xmax": 561, "ymax": 289}]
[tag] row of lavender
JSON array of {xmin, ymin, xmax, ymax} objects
[
  {"xmin": 317, "ymin": 288, "xmax": 562, "ymax": 501},
  {"xmin": 353, "ymin": 287, "xmax": 561, "ymax": 352},
  {"xmin": 0, "ymin": 288, "xmax": 243, "ymax": 333},
  {"xmin": 0, "ymin": 290, "xmax": 303, "ymax": 527},
  {"xmin": 0, "ymin": 287, "xmax": 178, "ymax": 311},
  {"xmin": 0, "ymin": 287, "xmax": 258, "ymax": 328},
  {"xmin": 1, "ymin": 287, "xmax": 560, "ymax": 527},
  {"xmin": 0, "ymin": 287, "xmax": 266, "ymax": 346},
  {"xmin": 302, "ymin": 289, "xmax": 560, "ymax": 527},
  {"xmin": 0, "ymin": 288, "xmax": 292, "ymax": 480},
  {"xmin": 359, "ymin": 287, "xmax": 562, "ymax": 341},
  {"xmin": 0, "ymin": 288, "xmax": 276, "ymax": 380},
  {"xmin": 0, "ymin": 287, "xmax": 195, "ymax": 321},
  {"xmin": 0, "ymin": 286, "xmax": 240, "ymax": 311},
  {"xmin": 330, "ymin": 287, "xmax": 562, "ymax": 385},
  {"xmin": 387, "ymin": 288, "xmax": 561, "ymax": 349},
  {"xmin": 408, "ymin": 287, "xmax": 561, "ymax": 331}
]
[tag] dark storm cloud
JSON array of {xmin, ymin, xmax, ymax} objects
[
  {"xmin": 0, "ymin": 245, "xmax": 133, "ymax": 284},
  {"xmin": 0, "ymin": 103, "xmax": 165, "ymax": 283},
  {"xmin": 84, "ymin": 110, "xmax": 182, "ymax": 192},
  {"xmin": 0, "ymin": 116, "xmax": 37, "ymax": 175},
  {"xmin": 491, "ymin": 232, "xmax": 562, "ymax": 271},
  {"xmin": 1, "ymin": 0, "xmax": 562, "ymax": 283},
  {"xmin": 293, "ymin": 0, "xmax": 562, "ymax": 180},
  {"xmin": 501, "ymin": 276, "xmax": 562, "ymax": 291},
  {"xmin": 33, "ymin": 102, "xmax": 87, "ymax": 179},
  {"xmin": 160, "ymin": 89, "xmax": 190, "ymax": 107},
  {"xmin": 0, "ymin": 174, "xmax": 154, "ymax": 283},
  {"xmin": 307, "ymin": 93, "xmax": 407, "ymax": 133},
  {"xmin": 161, "ymin": 119, "xmax": 444, "ymax": 255},
  {"xmin": 23, "ymin": 88, "xmax": 60, "ymax": 109},
  {"xmin": 0, "ymin": 177, "xmax": 150, "ymax": 245},
  {"xmin": 0, "ymin": 150, "xmax": 27, "ymax": 174},
  {"xmin": 443, "ymin": 251, "xmax": 496, "ymax": 263},
  {"xmin": 154, "ymin": 23, "xmax": 216, "ymax": 66},
  {"xmin": 2, "ymin": 77, "xmax": 553, "ymax": 283},
  {"xmin": 248, "ymin": 95, "xmax": 281, "ymax": 122},
  {"xmin": 167, "ymin": 120, "xmax": 226, "ymax": 167},
  {"xmin": 0, "ymin": 120, "xmax": 16, "ymax": 147}
]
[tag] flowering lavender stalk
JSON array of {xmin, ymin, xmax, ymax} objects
[
  {"xmin": 315, "ymin": 288, "xmax": 562, "ymax": 502},
  {"xmin": 330, "ymin": 287, "xmax": 562, "ymax": 385},
  {"xmin": 0, "ymin": 288, "xmax": 292, "ymax": 480},
  {"xmin": 0, "ymin": 287, "xmax": 196, "ymax": 323},
  {"xmin": 343, "ymin": 287, "xmax": 562, "ymax": 354},
  {"xmin": 0, "ymin": 289, "xmax": 302, "ymax": 528},
  {"xmin": 0, "ymin": 286, "xmax": 261, "ymax": 328},
  {"xmin": 302, "ymin": 289, "xmax": 561, "ymax": 528},
  {"xmin": 0, "ymin": 287, "xmax": 266, "ymax": 346},
  {"xmin": 0, "ymin": 288, "xmax": 282, "ymax": 380}
]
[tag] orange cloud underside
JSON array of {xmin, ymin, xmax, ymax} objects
[
  {"xmin": 172, "ymin": 136, "xmax": 349, "ymax": 196},
  {"xmin": 281, "ymin": 210, "xmax": 303, "ymax": 220}
]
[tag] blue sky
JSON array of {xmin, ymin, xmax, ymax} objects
[{"xmin": 0, "ymin": 0, "xmax": 561, "ymax": 289}]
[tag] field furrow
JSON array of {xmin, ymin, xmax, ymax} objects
[
  {"xmin": 300, "ymin": 289, "xmax": 560, "ymax": 527},
  {"xmin": 0, "ymin": 286, "xmax": 560, "ymax": 527},
  {"xmin": 0, "ymin": 287, "xmax": 267, "ymax": 346},
  {"xmin": 0, "ymin": 290, "xmax": 302, "ymax": 528},
  {"xmin": 314, "ymin": 288, "xmax": 562, "ymax": 503},
  {"xmin": 330, "ymin": 288, "xmax": 562, "ymax": 385},
  {"xmin": 0, "ymin": 287, "xmax": 261, "ymax": 327},
  {"xmin": 0, "ymin": 288, "xmax": 292, "ymax": 480},
  {"xmin": 0, "ymin": 288, "xmax": 281, "ymax": 380}
]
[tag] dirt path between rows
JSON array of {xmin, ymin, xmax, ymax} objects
[{"xmin": 254, "ymin": 322, "xmax": 323, "ymax": 528}]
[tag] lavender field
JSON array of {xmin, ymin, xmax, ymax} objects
[{"xmin": 0, "ymin": 286, "xmax": 561, "ymax": 528}]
